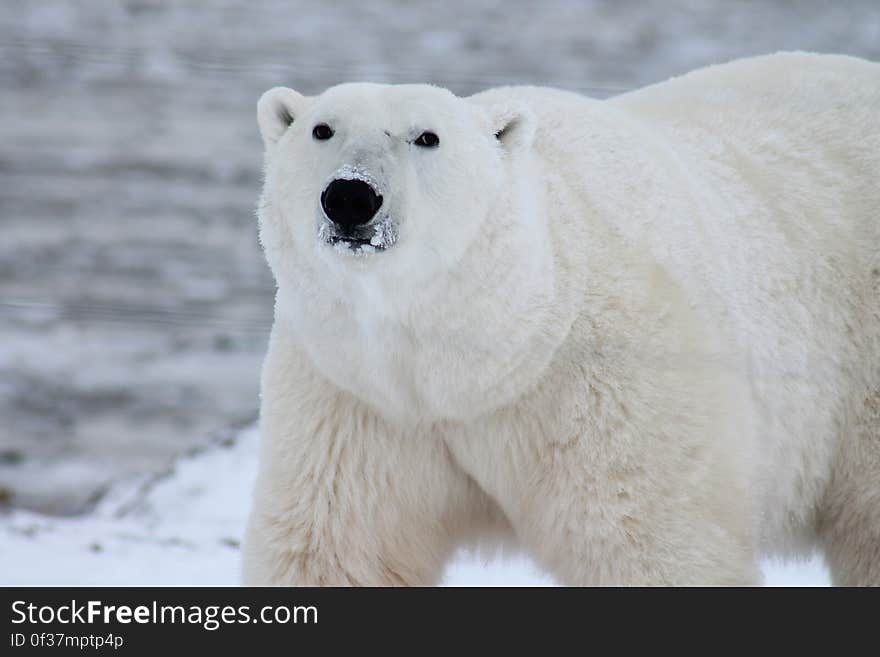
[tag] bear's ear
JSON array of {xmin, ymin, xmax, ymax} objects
[
  {"xmin": 257, "ymin": 87, "xmax": 309, "ymax": 147},
  {"xmin": 484, "ymin": 102, "xmax": 535, "ymax": 153}
]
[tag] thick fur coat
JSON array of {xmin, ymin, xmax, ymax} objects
[{"xmin": 243, "ymin": 53, "xmax": 880, "ymax": 585}]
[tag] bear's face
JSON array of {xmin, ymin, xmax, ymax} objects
[
  {"xmin": 257, "ymin": 83, "xmax": 533, "ymax": 299},
  {"xmin": 257, "ymin": 83, "xmax": 546, "ymax": 420}
]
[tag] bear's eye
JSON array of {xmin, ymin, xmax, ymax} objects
[
  {"xmin": 413, "ymin": 131, "xmax": 439, "ymax": 148},
  {"xmin": 312, "ymin": 123, "xmax": 334, "ymax": 141}
]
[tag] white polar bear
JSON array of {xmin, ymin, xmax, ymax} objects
[{"xmin": 242, "ymin": 52, "xmax": 880, "ymax": 586}]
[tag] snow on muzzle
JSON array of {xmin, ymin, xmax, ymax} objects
[{"xmin": 318, "ymin": 165, "xmax": 398, "ymax": 255}]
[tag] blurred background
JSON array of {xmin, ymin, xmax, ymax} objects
[{"xmin": 1, "ymin": 0, "xmax": 878, "ymax": 583}]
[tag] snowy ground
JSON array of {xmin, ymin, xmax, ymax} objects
[{"xmin": 0, "ymin": 424, "xmax": 830, "ymax": 586}]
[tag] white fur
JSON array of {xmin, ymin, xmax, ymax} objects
[{"xmin": 243, "ymin": 53, "xmax": 880, "ymax": 586}]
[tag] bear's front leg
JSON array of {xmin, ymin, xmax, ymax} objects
[
  {"xmin": 511, "ymin": 439, "xmax": 763, "ymax": 586},
  {"xmin": 448, "ymin": 356, "xmax": 763, "ymax": 586},
  {"xmin": 241, "ymin": 335, "xmax": 490, "ymax": 586}
]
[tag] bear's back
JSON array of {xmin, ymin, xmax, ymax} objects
[{"xmin": 608, "ymin": 52, "xmax": 879, "ymax": 351}]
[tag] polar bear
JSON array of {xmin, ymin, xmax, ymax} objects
[{"xmin": 242, "ymin": 53, "xmax": 880, "ymax": 586}]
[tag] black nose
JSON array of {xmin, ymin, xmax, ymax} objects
[{"xmin": 320, "ymin": 179, "xmax": 383, "ymax": 230}]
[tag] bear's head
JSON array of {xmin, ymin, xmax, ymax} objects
[
  {"xmin": 257, "ymin": 83, "xmax": 535, "ymax": 279},
  {"xmin": 257, "ymin": 83, "xmax": 560, "ymax": 421}
]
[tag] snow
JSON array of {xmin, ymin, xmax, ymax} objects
[{"xmin": 0, "ymin": 425, "xmax": 830, "ymax": 586}]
